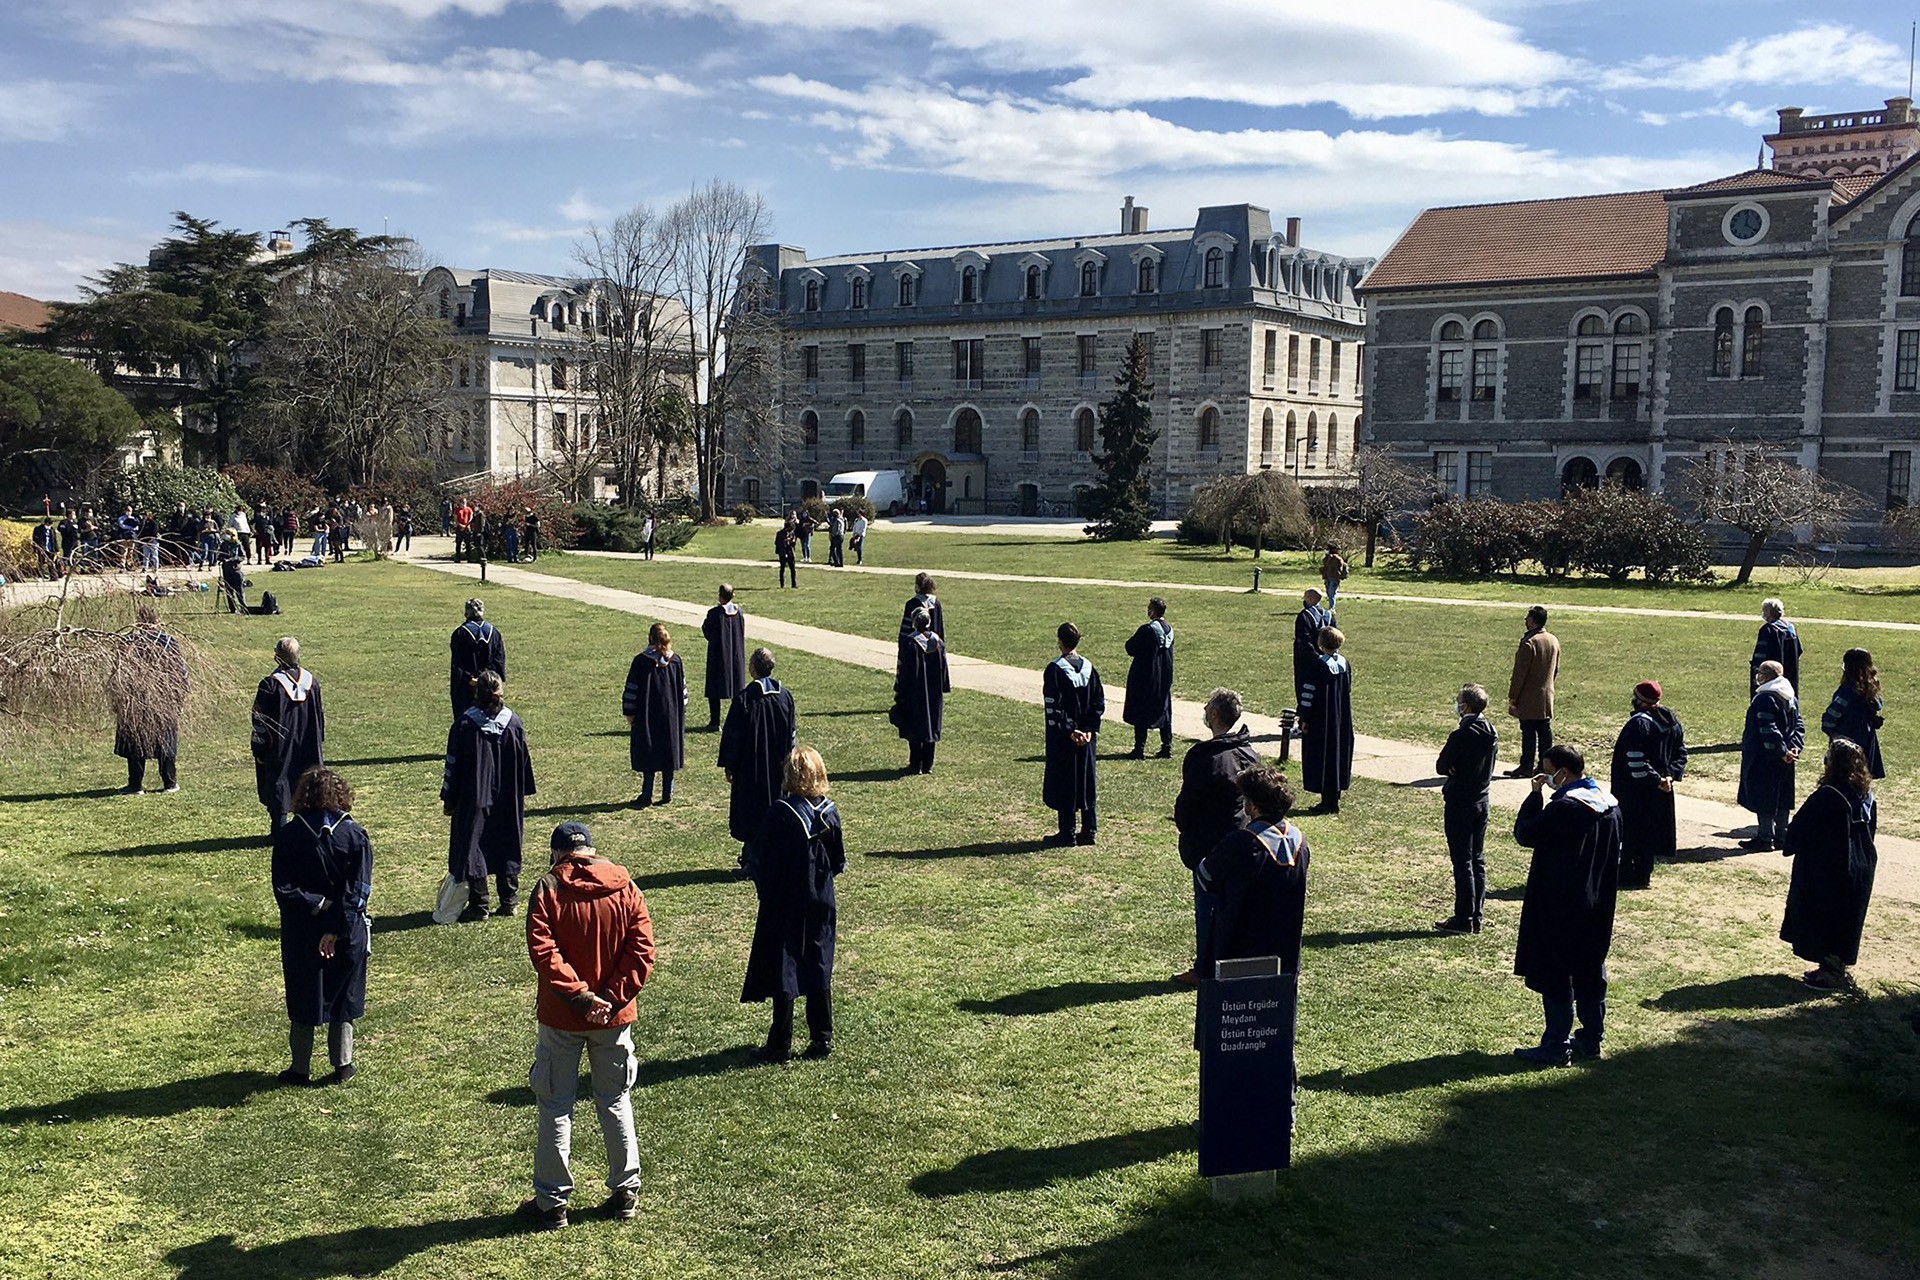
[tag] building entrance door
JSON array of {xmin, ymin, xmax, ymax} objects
[{"xmin": 918, "ymin": 458, "xmax": 948, "ymax": 514}]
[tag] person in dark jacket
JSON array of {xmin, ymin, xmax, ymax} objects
[
  {"xmin": 1291, "ymin": 588, "xmax": 1333, "ymax": 711},
  {"xmin": 251, "ymin": 637, "xmax": 325, "ymax": 837},
  {"xmin": 1820, "ymin": 648, "xmax": 1885, "ymax": 780},
  {"xmin": 1123, "ymin": 597, "xmax": 1175, "ymax": 759},
  {"xmin": 217, "ymin": 529, "xmax": 247, "ymax": 613},
  {"xmin": 1434, "ymin": 682, "xmax": 1498, "ymax": 933},
  {"xmin": 720, "ymin": 648, "xmax": 798, "ymax": 853},
  {"xmin": 741, "ymin": 746, "xmax": 845, "ymax": 1063},
  {"xmin": 1610, "ymin": 680, "xmax": 1688, "ymax": 889},
  {"xmin": 1298, "ymin": 625, "xmax": 1355, "ymax": 814},
  {"xmin": 449, "ymin": 598, "xmax": 507, "ymax": 720},
  {"xmin": 623, "ymin": 622, "xmax": 686, "ymax": 806},
  {"xmin": 1781, "ymin": 737, "xmax": 1878, "ymax": 992},
  {"xmin": 899, "ymin": 572, "xmax": 945, "ymax": 643},
  {"xmin": 113, "ymin": 603, "xmax": 189, "ymax": 794},
  {"xmin": 701, "ymin": 583, "xmax": 747, "ymax": 731},
  {"xmin": 1739, "ymin": 660, "xmax": 1805, "ymax": 851},
  {"xmin": 892, "ymin": 607, "xmax": 950, "ymax": 774},
  {"xmin": 1511, "ymin": 745, "xmax": 1623, "ymax": 1067},
  {"xmin": 32, "ymin": 516, "xmax": 60, "ymax": 577},
  {"xmin": 775, "ymin": 516, "xmax": 799, "ymax": 588},
  {"xmin": 1197, "ymin": 765, "xmax": 1309, "ymax": 978},
  {"xmin": 1172, "ymin": 688, "xmax": 1261, "ymax": 983},
  {"xmin": 1042, "ymin": 621, "xmax": 1104, "ymax": 846},
  {"xmin": 272, "ymin": 767, "xmax": 372, "ymax": 1087},
  {"xmin": 1751, "ymin": 597, "xmax": 1802, "ymax": 696},
  {"xmin": 442, "ymin": 672, "xmax": 536, "ymax": 920}
]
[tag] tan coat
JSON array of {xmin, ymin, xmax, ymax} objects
[{"xmin": 1508, "ymin": 629, "xmax": 1560, "ymax": 721}]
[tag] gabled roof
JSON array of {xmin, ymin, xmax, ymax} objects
[
  {"xmin": 1831, "ymin": 174, "xmax": 1880, "ymax": 206},
  {"xmin": 1670, "ymin": 168, "xmax": 1833, "ymax": 198},
  {"xmin": 0, "ymin": 289, "xmax": 50, "ymax": 332},
  {"xmin": 1360, "ymin": 190, "xmax": 1671, "ymax": 293}
]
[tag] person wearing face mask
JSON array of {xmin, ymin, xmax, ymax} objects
[
  {"xmin": 1610, "ymin": 681, "xmax": 1688, "ymax": 889},
  {"xmin": 1434, "ymin": 683, "xmax": 1498, "ymax": 934},
  {"xmin": 1511, "ymin": 745, "xmax": 1623, "ymax": 1067}
]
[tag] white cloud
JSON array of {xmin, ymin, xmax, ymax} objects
[
  {"xmin": 470, "ymin": 218, "xmax": 587, "ymax": 245},
  {"xmin": 0, "ymin": 219, "xmax": 158, "ymax": 300},
  {"xmin": 129, "ymin": 162, "xmax": 336, "ymax": 187},
  {"xmin": 0, "ymin": 79, "xmax": 102, "ymax": 142},
  {"xmin": 1636, "ymin": 101, "xmax": 1776, "ymax": 131},
  {"xmin": 1602, "ymin": 25, "xmax": 1907, "ymax": 93},
  {"xmin": 556, "ymin": 189, "xmax": 611, "ymax": 222}
]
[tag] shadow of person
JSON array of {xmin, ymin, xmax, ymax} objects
[
  {"xmin": 867, "ymin": 840, "xmax": 1040, "ymax": 860},
  {"xmin": 3, "ymin": 786, "xmax": 124, "ymax": 803},
  {"xmin": 165, "ymin": 1216, "xmax": 523, "ymax": 1280},
  {"xmin": 324, "ymin": 752, "xmax": 444, "ymax": 768},
  {"xmin": 83, "ymin": 834, "xmax": 261, "ymax": 858},
  {"xmin": 0, "ymin": 1070, "xmax": 280, "ymax": 1125},
  {"xmin": 372, "ymin": 910, "xmax": 440, "ymax": 935},
  {"xmin": 910, "ymin": 1123, "xmax": 1194, "ymax": 1198},
  {"xmin": 1303, "ymin": 929, "xmax": 1440, "ymax": 948},
  {"xmin": 957, "ymin": 979, "xmax": 1177, "ymax": 1017},
  {"xmin": 1299, "ymin": 1051, "xmax": 1529, "ymax": 1098},
  {"xmin": 630, "ymin": 868, "xmax": 739, "ymax": 892},
  {"xmin": 1643, "ymin": 973, "xmax": 1824, "ymax": 1013}
]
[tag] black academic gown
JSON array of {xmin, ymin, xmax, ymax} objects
[
  {"xmin": 1751, "ymin": 619, "xmax": 1802, "ymax": 695},
  {"xmin": 1512, "ymin": 781, "xmax": 1623, "ymax": 994},
  {"xmin": 741, "ymin": 795, "xmax": 845, "ymax": 1002},
  {"xmin": 1781, "ymin": 784, "xmax": 1877, "ymax": 967},
  {"xmin": 1298, "ymin": 652, "xmax": 1355, "ymax": 796},
  {"xmin": 1291, "ymin": 604, "xmax": 1332, "ymax": 704},
  {"xmin": 1739, "ymin": 681, "xmax": 1804, "ymax": 816},
  {"xmin": 623, "ymin": 649, "xmax": 686, "ymax": 772},
  {"xmin": 440, "ymin": 706, "xmax": 536, "ymax": 881},
  {"xmin": 702, "ymin": 604, "xmax": 748, "ymax": 702},
  {"xmin": 892, "ymin": 632, "xmax": 950, "ymax": 744},
  {"xmin": 113, "ymin": 629, "xmax": 187, "ymax": 762},
  {"xmin": 718, "ymin": 677, "xmax": 798, "ymax": 842},
  {"xmin": 1820, "ymin": 685, "xmax": 1886, "ymax": 780},
  {"xmin": 1197, "ymin": 820, "xmax": 1310, "ymax": 977},
  {"xmin": 251, "ymin": 666, "xmax": 325, "ymax": 816},
  {"xmin": 1122, "ymin": 619, "xmax": 1174, "ymax": 731},
  {"xmin": 1610, "ymin": 706, "xmax": 1688, "ymax": 882},
  {"xmin": 1042, "ymin": 654, "xmax": 1104, "ymax": 813},
  {"xmin": 272, "ymin": 809, "xmax": 373, "ymax": 1025},
  {"xmin": 899, "ymin": 592, "xmax": 945, "ymax": 642},
  {"xmin": 449, "ymin": 620, "xmax": 507, "ymax": 719}
]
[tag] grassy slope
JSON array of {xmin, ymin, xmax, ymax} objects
[{"xmin": 0, "ymin": 561, "xmax": 1916, "ymax": 1280}]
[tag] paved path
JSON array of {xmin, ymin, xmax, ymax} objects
[
  {"xmin": 406, "ymin": 553, "xmax": 1920, "ymax": 904},
  {"xmin": 3, "ymin": 564, "xmax": 217, "ymax": 608}
]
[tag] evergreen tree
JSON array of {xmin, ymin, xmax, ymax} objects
[{"xmin": 1083, "ymin": 335, "xmax": 1158, "ymax": 540}]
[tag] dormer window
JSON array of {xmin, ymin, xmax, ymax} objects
[
  {"xmin": 961, "ymin": 266, "xmax": 978, "ymax": 303},
  {"xmin": 1080, "ymin": 261, "xmax": 1099, "ymax": 297},
  {"xmin": 804, "ymin": 279, "xmax": 821, "ymax": 312},
  {"xmin": 897, "ymin": 273, "xmax": 916, "ymax": 306},
  {"xmin": 1026, "ymin": 265, "xmax": 1043, "ymax": 299},
  {"xmin": 1137, "ymin": 258, "xmax": 1156, "ymax": 293},
  {"xmin": 1203, "ymin": 247, "xmax": 1224, "ymax": 288},
  {"xmin": 850, "ymin": 276, "xmax": 866, "ymax": 309}
]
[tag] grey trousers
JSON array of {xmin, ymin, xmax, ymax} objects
[{"xmin": 531, "ymin": 1022, "xmax": 641, "ymax": 1209}]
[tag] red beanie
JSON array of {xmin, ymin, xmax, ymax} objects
[{"xmin": 1634, "ymin": 680, "xmax": 1662, "ymax": 703}]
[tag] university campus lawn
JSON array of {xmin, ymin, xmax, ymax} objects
[
  {"xmin": 535, "ymin": 537, "xmax": 1920, "ymax": 839},
  {"xmin": 2, "ymin": 562, "xmax": 1917, "ymax": 1279}
]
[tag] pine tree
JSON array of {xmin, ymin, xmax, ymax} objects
[{"xmin": 1083, "ymin": 335, "xmax": 1159, "ymax": 540}]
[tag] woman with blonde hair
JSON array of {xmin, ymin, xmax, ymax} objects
[
  {"xmin": 622, "ymin": 621, "xmax": 686, "ymax": 807},
  {"xmin": 740, "ymin": 745, "xmax": 845, "ymax": 1063},
  {"xmin": 272, "ymin": 766, "xmax": 373, "ymax": 1086}
]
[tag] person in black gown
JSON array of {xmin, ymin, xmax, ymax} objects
[
  {"xmin": 1291, "ymin": 588, "xmax": 1333, "ymax": 712},
  {"xmin": 1511, "ymin": 745, "xmax": 1623, "ymax": 1067},
  {"xmin": 720, "ymin": 647, "xmax": 798, "ymax": 858},
  {"xmin": 450, "ymin": 598, "xmax": 507, "ymax": 721},
  {"xmin": 251, "ymin": 636, "xmax": 325, "ymax": 837},
  {"xmin": 701, "ymin": 583, "xmax": 748, "ymax": 731},
  {"xmin": 900, "ymin": 572, "xmax": 945, "ymax": 643},
  {"xmin": 623, "ymin": 622, "xmax": 686, "ymax": 806},
  {"xmin": 1781, "ymin": 737, "xmax": 1878, "ymax": 992},
  {"xmin": 741, "ymin": 746, "xmax": 845, "ymax": 1063},
  {"xmin": 1750, "ymin": 597, "xmax": 1802, "ymax": 696},
  {"xmin": 1172, "ymin": 688, "xmax": 1261, "ymax": 984},
  {"xmin": 1298, "ymin": 625, "xmax": 1354, "ymax": 814},
  {"xmin": 1739, "ymin": 660, "xmax": 1804, "ymax": 852},
  {"xmin": 272, "ymin": 766, "xmax": 373, "ymax": 1087},
  {"xmin": 1819, "ymin": 649, "xmax": 1886, "ymax": 781},
  {"xmin": 1197, "ymin": 765, "xmax": 1310, "ymax": 978},
  {"xmin": 1610, "ymin": 680, "xmax": 1688, "ymax": 890},
  {"xmin": 442, "ymin": 671, "xmax": 536, "ymax": 920},
  {"xmin": 1042, "ymin": 622, "xmax": 1104, "ymax": 847},
  {"xmin": 1123, "ymin": 596, "xmax": 1175, "ymax": 759},
  {"xmin": 892, "ymin": 607, "xmax": 950, "ymax": 774}
]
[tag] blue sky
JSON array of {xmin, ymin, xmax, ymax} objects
[{"xmin": 0, "ymin": 0, "xmax": 1913, "ymax": 298}]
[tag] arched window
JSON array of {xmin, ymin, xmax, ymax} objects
[
  {"xmin": 1613, "ymin": 313, "xmax": 1642, "ymax": 336},
  {"xmin": 1021, "ymin": 408, "xmax": 1039, "ymax": 454},
  {"xmin": 1137, "ymin": 258, "xmax": 1156, "ymax": 293},
  {"xmin": 1260, "ymin": 409, "xmax": 1274, "ymax": 464},
  {"xmin": 1577, "ymin": 314, "xmax": 1603, "ymax": 336},
  {"xmin": 438, "ymin": 288, "xmax": 451, "ymax": 319},
  {"xmin": 804, "ymin": 279, "xmax": 821, "ymax": 312},
  {"xmin": 1198, "ymin": 406, "xmax": 1220, "ymax": 451},
  {"xmin": 1305, "ymin": 412, "xmax": 1320, "ymax": 463},
  {"xmin": 848, "ymin": 409, "xmax": 865, "ymax": 455},
  {"xmin": 961, "ymin": 266, "xmax": 978, "ymax": 303},
  {"xmin": 551, "ymin": 302, "xmax": 567, "ymax": 332},
  {"xmin": 1264, "ymin": 247, "xmax": 1278, "ymax": 287},
  {"xmin": 1026, "ymin": 265, "xmax": 1043, "ymax": 299},
  {"xmin": 850, "ymin": 276, "xmax": 866, "ymax": 309},
  {"xmin": 1080, "ymin": 261, "xmax": 1099, "ymax": 297},
  {"xmin": 898, "ymin": 274, "xmax": 915, "ymax": 307},
  {"xmin": 801, "ymin": 410, "xmax": 819, "ymax": 459},
  {"xmin": 1561, "ymin": 456, "xmax": 1599, "ymax": 492},
  {"xmin": 1203, "ymin": 247, "xmax": 1224, "ymax": 288},
  {"xmin": 1284, "ymin": 411, "xmax": 1297, "ymax": 459},
  {"xmin": 1712, "ymin": 307, "xmax": 1735, "ymax": 377},
  {"xmin": 1326, "ymin": 413, "xmax": 1339, "ymax": 465},
  {"xmin": 895, "ymin": 408, "xmax": 913, "ymax": 451},
  {"xmin": 1469, "ymin": 319, "xmax": 1500, "ymax": 401},
  {"xmin": 1904, "ymin": 211, "xmax": 1920, "ymax": 296},
  {"xmin": 1606, "ymin": 457, "xmax": 1645, "ymax": 490},
  {"xmin": 551, "ymin": 357, "xmax": 568, "ymax": 391},
  {"xmin": 1439, "ymin": 320, "xmax": 1465, "ymax": 341},
  {"xmin": 1611, "ymin": 313, "xmax": 1644, "ymax": 399},
  {"xmin": 1741, "ymin": 306, "xmax": 1764, "ymax": 377},
  {"xmin": 1074, "ymin": 407, "xmax": 1096, "ymax": 453},
  {"xmin": 954, "ymin": 408, "xmax": 982, "ymax": 454},
  {"xmin": 1472, "ymin": 318, "xmax": 1498, "ymax": 341}
]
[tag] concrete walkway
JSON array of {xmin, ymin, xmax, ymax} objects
[
  {"xmin": 2, "ymin": 564, "xmax": 219, "ymax": 609},
  {"xmin": 406, "ymin": 553, "xmax": 1920, "ymax": 905}
]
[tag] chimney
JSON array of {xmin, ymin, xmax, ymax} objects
[
  {"xmin": 1121, "ymin": 195, "xmax": 1135, "ymax": 234},
  {"xmin": 1285, "ymin": 217, "xmax": 1301, "ymax": 247},
  {"xmin": 1775, "ymin": 107, "xmax": 1805, "ymax": 133}
]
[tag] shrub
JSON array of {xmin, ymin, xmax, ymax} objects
[
  {"xmin": 1402, "ymin": 489, "xmax": 1714, "ymax": 582},
  {"xmin": 1177, "ymin": 472, "xmax": 1312, "ymax": 554},
  {"xmin": 731, "ymin": 503, "xmax": 760, "ymax": 525},
  {"xmin": 461, "ymin": 480, "xmax": 578, "ymax": 557},
  {"xmin": 101, "ymin": 464, "xmax": 240, "ymax": 519},
  {"xmin": 571, "ymin": 503, "xmax": 696, "ymax": 554},
  {"xmin": 1404, "ymin": 497, "xmax": 1531, "ymax": 576},
  {"xmin": 222, "ymin": 464, "xmax": 327, "ymax": 516}
]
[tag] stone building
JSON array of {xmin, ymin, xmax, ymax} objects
[
  {"xmin": 737, "ymin": 200, "xmax": 1372, "ymax": 516},
  {"xmin": 1359, "ymin": 101, "xmax": 1920, "ymax": 532}
]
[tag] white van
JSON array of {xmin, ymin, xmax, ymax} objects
[{"xmin": 824, "ymin": 470, "xmax": 908, "ymax": 516}]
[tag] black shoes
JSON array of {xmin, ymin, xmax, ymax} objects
[
  {"xmin": 750, "ymin": 1044, "xmax": 791, "ymax": 1065},
  {"xmin": 517, "ymin": 1198, "xmax": 568, "ymax": 1231},
  {"xmin": 1075, "ymin": 831, "xmax": 1097, "ymax": 846},
  {"xmin": 1512, "ymin": 1043, "xmax": 1572, "ymax": 1068},
  {"xmin": 603, "ymin": 1189, "xmax": 639, "ymax": 1220},
  {"xmin": 1124, "ymin": 749, "xmax": 1145, "ymax": 760},
  {"xmin": 1504, "ymin": 766, "xmax": 1535, "ymax": 778},
  {"xmin": 802, "ymin": 1039, "xmax": 832, "ymax": 1060},
  {"xmin": 494, "ymin": 900, "xmax": 518, "ymax": 918},
  {"xmin": 276, "ymin": 1068, "xmax": 311, "ymax": 1087},
  {"xmin": 1738, "ymin": 838, "xmax": 1775, "ymax": 852},
  {"xmin": 1041, "ymin": 832, "xmax": 1077, "ymax": 848},
  {"xmin": 327, "ymin": 1063, "xmax": 358, "ymax": 1085},
  {"xmin": 632, "ymin": 794, "xmax": 653, "ymax": 809},
  {"xmin": 456, "ymin": 904, "xmax": 490, "ymax": 923},
  {"xmin": 1571, "ymin": 1035, "xmax": 1603, "ymax": 1061},
  {"xmin": 1156, "ymin": 747, "xmax": 1173, "ymax": 759},
  {"xmin": 1433, "ymin": 917, "xmax": 1480, "ymax": 935}
]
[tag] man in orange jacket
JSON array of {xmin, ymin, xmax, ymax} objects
[{"xmin": 520, "ymin": 822, "xmax": 656, "ymax": 1231}]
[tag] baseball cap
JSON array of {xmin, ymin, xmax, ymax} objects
[{"xmin": 550, "ymin": 822, "xmax": 593, "ymax": 852}]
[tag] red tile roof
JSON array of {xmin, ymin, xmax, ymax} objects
[
  {"xmin": 1673, "ymin": 168, "xmax": 1831, "ymax": 196},
  {"xmin": 0, "ymin": 290, "xmax": 50, "ymax": 332},
  {"xmin": 1361, "ymin": 190, "xmax": 1672, "ymax": 293},
  {"xmin": 1830, "ymin": 173, "xmax": 1882, "ymax": 207}
]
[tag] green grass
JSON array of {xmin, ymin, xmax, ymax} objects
[
  {"xmin": 531, "ymin": 544, "xmax": 1920, "ymax": 839},
  {"xmin": 2, "ymin": 561, "xmax": 1917, "ymax": 1279}
]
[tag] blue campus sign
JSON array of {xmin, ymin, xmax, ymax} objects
[{"xmin": 1197, "ymin": 967, "xmax": 1298, "ymax": 1178}]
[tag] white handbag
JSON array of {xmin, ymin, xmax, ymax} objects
[{"xmin": 432, "ymin": 873, "xmax": 468, "ymax": 924}]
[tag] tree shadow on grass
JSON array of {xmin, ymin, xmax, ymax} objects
[
  {"xmin": 165, "ymin": 1217, "xmax": 523, "ymax": 1280},
  {"xmin": 0, "ymin": 1070, "xmax": 281, "ymax": 1125},
  {"xmin": 1300, "ymin": 1051, "xmax": 1529, "ymax": 1098},
  {"xmin": 325, "ymin": 752, "xmax": 443, "ymax": 768},
  {"xmin": 911, "ymin": 1123, "xmax": 1194, "ymax": 1198},
  {"xmin": 1303, "ymin": 929, "xmax": 1440, "ymax": 948},
  {"xmin": 958, "ymin": 980, "xmax": 1178, "ymax": 1017},
  {"xmin": 868, "ymin": 839, "xmax": 1042, "ymax": 860},
  {"xmin": 1644, "ymin": 974, "xmax": 1823, "ymax": 1013},
  {"xmin": 83, "ymin": 834, "xmax": 261, "ymax": 858}
]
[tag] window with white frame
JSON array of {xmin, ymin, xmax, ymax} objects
[
  {"xmin": 1435, "ymin": 320, "xmax": 1465, "ymax": 402},
  {"xmin": 1203, "ymin": 247, "xmax": 1225, "ymax": 288},
  {"xmin": 952, "ymin": 339, "xmax": 984, "ymax": 387},
  {"xmin": 1080, "ymin": 261, "xmax": 1099, "ymax": 296},
  {"xmin": 1197, "ymin": 406, "xmax": 1220, "ymax": 452},
  {"xmin": 850, "ymin": 276, "xmax": 867, "ymax": 309},
  {"xmin": 1469, "ymin": 319, "xmax": 1499, "ymax": 401},
  {"xmin": 1740, "ymin": 306, "xmax": 1763, "ymax": 378}
]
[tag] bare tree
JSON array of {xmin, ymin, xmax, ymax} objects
[
  {"xmin": 666, "ymin": 180, "xmax": 779, "ymax": 522},
  {"xmin": 1667, "ymin": 447, "xmax": 1862, "ymax": 585},
  {"xmin": 1346, "ymin": 446, "xmax": 1440, "ymax": 566}
]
